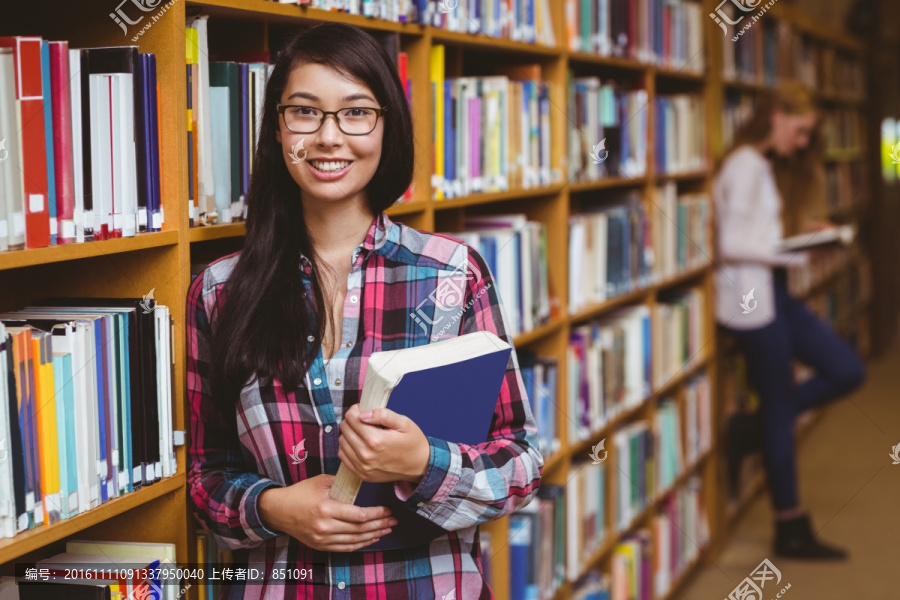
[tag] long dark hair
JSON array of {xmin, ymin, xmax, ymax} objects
[{"xmin": 209, "ymin": 23, "xmax": 414, "ymax": 411}]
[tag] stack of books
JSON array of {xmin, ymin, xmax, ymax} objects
[
  {"xmin": 653, "ymin": 183, "xmax": 711, "ymax": 279},
  {"xmin": 509, "ymin": 485, "xmax": 565, "ymax": 600},
  {"xmin": 613, "ymin": 424, "xmax": 654, "ymax": 530},
  {"xmin": 449, "ymin": 213, "xmax": 554, "ymax": 337},
  {"xmin": 654, "ymin": 94, "xmax": 707, "ymax": 175},
  {"xmin": 653, "ymin": 476, "xmax": 709, "ymax": 597},
  {"xmin": 0, "ymin": 299, "xmax": 175, "ymax": 538},
  {"xmin": 652, "ymin": 287, "xmax": 705, "ymax": 388},
  {"xmin": 569, "ymin": 192, "xmax": 654, "ymax": 312},
  {"xmin": 565, "ymin": 0, "xmax": 706, "ymax": 72},
  {"xmin": 431, "ymin": 48, "xmax": 554, "ymax": 199},
  {"xmin": 0, "ymin": 38, "xmax": 162, "ymax": 251},
  {"xmin": 568, "ymin": 306, "xmax": 652, "ymax": 442},
  {"xmin": 566, "ymin": 77, "xmax": 649, "ymax": 181},
  {"xmin": 566, "ymin": 461, "xmax": 607, "ymax": 580},
  {"xmin": 518, "ymin": 349, "xmax": 561, "ymax": 459}
]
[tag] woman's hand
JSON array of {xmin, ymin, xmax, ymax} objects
[
  {"xmin": 338, "ymin": 404, "xmax": 431, "ymax": 485},
  {"xmin": 257, "ymin": 475, "xmax": 398, "ymax": 552}
]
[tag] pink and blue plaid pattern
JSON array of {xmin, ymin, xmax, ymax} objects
[{"xmin": 186, "ymin": 212, "xmax": 544, "ymax": 599}]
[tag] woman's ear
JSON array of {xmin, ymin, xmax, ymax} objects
[{"xmin": 276, "ymin": 128, "xmax": 282, "ymax": 144}]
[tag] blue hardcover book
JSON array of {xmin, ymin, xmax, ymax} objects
[
  {"xmin": 333, "ymin": 331, "xmax": 513, "ymax": 551},
  {"xmin": 444, "ymin": 79, "xmax": 454, "ymax": 194},
  {"xmin": 41, "ymin": 41, "xmax": 57, "ymax": 246}
]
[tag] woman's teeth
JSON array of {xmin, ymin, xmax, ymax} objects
[{"xmin": 310, "ymin": 160, "xmax": 350, "ymax": 172}]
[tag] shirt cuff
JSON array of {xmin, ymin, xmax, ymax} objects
[
  {"xmin": 243, "ymin": 479, "xmax": 287, "ymax": 541},
  {"xmin": 393, "ymin": 436, "xmax": 461, "ymax": 512}
]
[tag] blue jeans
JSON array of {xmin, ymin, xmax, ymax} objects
[{"xmin": 724, "ymin": 273, "xmax": 865, "ymax": 511}]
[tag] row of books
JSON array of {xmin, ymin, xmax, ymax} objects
[
  {"xmin": 567, "ymin": 187, "xmax": 711, "ymax": 314},
  {"xmin": 568, "ymin": 194, "xmax": 652, "ymax": 312},
  {"xmin": 430, "ymin": 49, "xmax": 554, "ymax": 199},
  {"xmin": 426, "ymin": 0, "xmax": 556, "ymax": 45},
  {"xmin": 653, "ymin": 477, "xmax": 709, "ymax": 597},
  {"xmin": 509, "ymin": 485, "xmax": 565, "ymax": 600},
  {"xmin": 567, "ymin": 476, "xmax": 708, "ymax": 600},
  {"xmin": 823, "ymin": 108, "xmax": 864, "ymax": 154},
  {"xmin": 450, "ymin": 214, "xmax": 554, "ymax": 337},
  {"xmin": 0, "ymin": 299, "xmax": 176, "ymax": 539},
  {"xmin": 568, "ymin": 306, "xmax": 651, "ymax": 443},
  {"xmin": 519, "ymin": 350, "xmax": 561, "ymax": 459},
  {"xmin": 566, "ymin": 462, "xmax": 606, "ymax": 581},
  {"xmin": 0, "ymin": 38, "xmax": 163, "ymax": 252},
  {"xmin": 565, "ymin": 0, "xmax": 705, "ymax": 72},
  {"xmin": 721, "ymin": 15, "xmax": 777, "ymax": 86},
  {"xmin": 271, "ymin": 0, "xmax": 558, "ymax": 44},
  {"xmin": 653, "ymin": 183, "xmax": 711, "ymax": 278},
  {"xmin": 566, "ymin": 78, "xmax": 648, "ymax": 182},
  {"xmin": 0, "ymin": 539, "xmax": 178, "ymax": 600},
  {"xmin": 654, "ymin": 94, "xmax": 706, "ymax": 175},
  {"xmin": 652, "ymin": 288, "xmax": 704, "ymax": 388}
]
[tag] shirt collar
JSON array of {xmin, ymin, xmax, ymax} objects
[{"xmin": 299, "ymin": 211, "xmax": 393, "ymax": 273}]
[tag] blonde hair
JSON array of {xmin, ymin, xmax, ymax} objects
[{"xmin": 722, "ymin": 81, "xmax": 827, "ymax": 236}]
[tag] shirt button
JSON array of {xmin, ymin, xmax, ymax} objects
[
  {"xmin": 325, "ymin": 425, "xmax": 333, "ymax": 433},
  {"xmin": 349, "ymin": 295, "xmax": 358, "ymax": 304},
  {"xmin": 346, "ymin": 342, "xmax": 353, "ymax": 348},
  {"xmin": 313, "ymin": 377, "xmax": 322, "ymax": 386},
  {"xmin": 337, "ymin": 582, "xmax": 345, "ymax": 590},
  {"xmin": 307, "ymin": 335, "xmax": 315, "ymax": 342},
  {"xmin": 335, "ymin": 378, "xmax": 342, "ymax": 386}
]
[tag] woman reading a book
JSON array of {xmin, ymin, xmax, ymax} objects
[
  {"xmin": 186, "ymin": 23, "xmax": 543, "ymax": 599},
  {"xmin": 714, "ymin": 82, "xmax": 865, "ymax": 560}
]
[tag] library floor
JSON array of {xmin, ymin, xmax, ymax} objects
[{"xmin": 674, "ymin": 340, "xmax": 900, "ymax": 600}]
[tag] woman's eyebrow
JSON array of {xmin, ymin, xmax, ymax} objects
[{"xmin": 285, "ymin": 91, "xmax": 376, "ymax": 103}]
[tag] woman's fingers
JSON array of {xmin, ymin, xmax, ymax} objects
[{"xmin": 317, "ymin": 515, "xmax": 397, "ymax": 536}]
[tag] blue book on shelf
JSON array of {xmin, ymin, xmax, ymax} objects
[{"xmin": 338, "ymin": 331, "xmax": 513, "ymax": 551}]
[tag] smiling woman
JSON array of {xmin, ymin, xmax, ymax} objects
[{"xmin": 186, "ymin": 22, "xmax": 543, "ymax": 600}]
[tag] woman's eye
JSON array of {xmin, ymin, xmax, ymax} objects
[
  {"xmin": 290, "ymin": 107, "xmax": 318, "ymax": 117},
  {"xmin": 344, "ymin": 108, "xmax": 372, "ymax": 118}
]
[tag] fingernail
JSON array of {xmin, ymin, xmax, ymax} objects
[
  {"xmin": 383, "ymin": 528, "xmax": 392, "ymax": 535},
  {"xmin": 390, "ymin": 519, "xmax": 399, "ymax": 526}
]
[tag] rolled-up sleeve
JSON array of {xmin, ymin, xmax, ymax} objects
[
  {"xmin": 186, "ymin": 271, "xmax": 285, "ymax": 550},
  {"xmin": 393, "ymin": 247, "xmax": 544, "ymax": 529}
]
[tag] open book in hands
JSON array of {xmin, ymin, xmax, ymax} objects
[
  {"xmin": 329, "ymin": 330, "xmax": 513, "ymax": 551},
  {"xmin": 778, "ymin": 224, "xmax": 855, "ymax": 253}
]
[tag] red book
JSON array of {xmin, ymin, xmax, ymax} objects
[
  {"xmin": 0, "ymin": 36, "xmax": 50, "ymax": 249},
  {"xmin": 49, "ymin": 41, "xmax": 75, "ymax": 244}
]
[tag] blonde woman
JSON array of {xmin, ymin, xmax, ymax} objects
[{"xmin": 714, "ymin": 82, "xmax": 865, "ymax": 559}]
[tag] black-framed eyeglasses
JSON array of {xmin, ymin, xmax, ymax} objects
[{"xmin": 276, "ymin": 104, "xmax": 387, "ymax": 136}]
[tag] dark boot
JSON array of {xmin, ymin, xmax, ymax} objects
[{"xmin": 774, "ymin": 514, "xmax": 847, "ymax": 560}]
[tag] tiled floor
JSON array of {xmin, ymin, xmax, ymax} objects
[{"xmin": 674, "ymin": 342, "xmax": 900, "ymax": 600}]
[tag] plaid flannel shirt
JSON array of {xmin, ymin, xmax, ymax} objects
[{"xmin": 186, "ymin": 212, "xmax": 544, "ymax": 599}]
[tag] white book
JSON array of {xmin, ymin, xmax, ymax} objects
[
  {"xmin": 191, "ymin": 15, "xmax": 216, "ymax": 223},
  {"xmin": 778, "ymin": 224, "xmax": 855, "ymax": 252},
  {"xmin": 209, "ymin": 87, "xmax": 232, "ymax": 224},
  {"xmin": 68, "ymin": 49, "xmax": 86, "ymax": 243},
  {"xmin": 0, "ymin": 48, "xmax": 24, "ymax": 251}
]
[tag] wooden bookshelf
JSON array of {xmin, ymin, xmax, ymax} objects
[{"xmin": 0, "ymin": 0, "xmax": 874, "ymax": 599}]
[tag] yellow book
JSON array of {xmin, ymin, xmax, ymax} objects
[
  {"xmin": 430, "ymin": 45, "xmax": 445, "ymax": 199},
  {"xmin": 196, "ymin": 532, "xmax": 207, "ymax": 600},
  {"xmin": 32, "ymin": 333, "xmax": 59, "ymax": 526}
]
